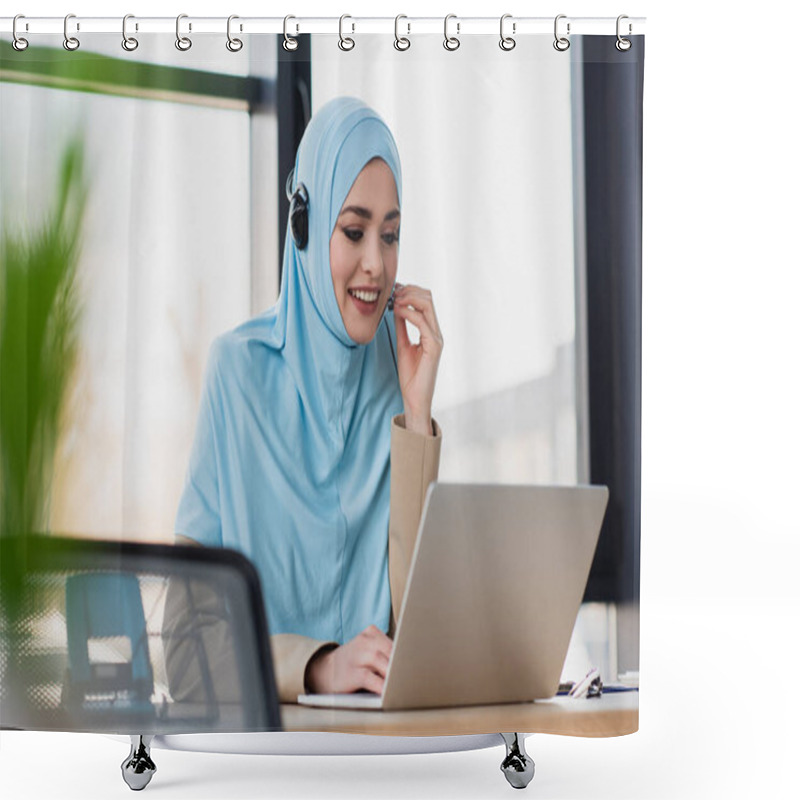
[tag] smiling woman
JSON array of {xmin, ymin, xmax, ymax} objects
[
  {"xmin": 166, "ymin": 96, "xmax": 444, "ymax": 703},
  {"xmin": 330, "ymin": 157, "xmax": 400, "ymax": 344}
]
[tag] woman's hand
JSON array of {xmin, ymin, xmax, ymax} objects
[
  {"xmin": 392, "ymin": 284, "xmax": 443, "ymax": 436},
  {"xmin": 305, "ymin": 624, "xmax": 392, "ymax": 695}
]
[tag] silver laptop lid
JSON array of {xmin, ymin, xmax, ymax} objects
[{"xmin": 383, "ymin": 483, "xmax": 609, "ymax": 710}]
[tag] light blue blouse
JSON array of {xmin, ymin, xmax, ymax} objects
[{"xmin": 175, "ymin": 98, "xmax": 404, "ymax": 644}]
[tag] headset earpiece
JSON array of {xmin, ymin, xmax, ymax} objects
[{"xmin": 289, "ymin": 182, "xmax": 309, "ymax": 250}]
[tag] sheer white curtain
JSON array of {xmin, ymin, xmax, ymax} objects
[
  {"xmin": 313, "ymin": 34, "xmax": 582, "ymax": 485},
  {"xmin": 0, "ymin": 34, "xmax": 276, "ymax": 541}
]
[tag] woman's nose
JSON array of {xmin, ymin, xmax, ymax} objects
[{"xmin": 361, "ymin": 232, "xmax": 384, "ymax": 275}]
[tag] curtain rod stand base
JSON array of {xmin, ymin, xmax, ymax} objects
[
  {"xmin": 121, "ymin": 734, "xmax": 156, "ymax": 791},
  {"xmin": 500, "ymin": 732, "xmax": 535, "ymax": 789}
]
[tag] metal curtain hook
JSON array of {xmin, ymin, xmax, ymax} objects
[
  {"xmin": 122, "ymin": 14, "xmax": 139, "ymax": 52},
  {"xmin": 499, "ymin": 14, "xmax": 515, "ymax": 51},
  {"xmin": 283, "ymin": 15, "xmax": 298, "ymax": 51},
  {"xmin": 176, "ymin": 13, "xmax": 192, "ymax": 51},
  {"xmin": 443, "ymin": 14, "xmax": 460, "ymax": 51},
  {"xmin": 554, "ymin": 14, "xmax": 570, "ymax": 51},
  {"xmin": 339, "ymin": 14, "xmax": 355, "ymax": 51},
  {"xmin": 226, "ymin": 14, "xmax": 243, "ymax": 52},
  {"xmin": 616, "ymin": 14, "xmax": 632, "ymax": 51},
  {"xmin": 12, "ymin": 14, "xmax": 29, "ymax": 51},
  {"xmin": 394, "ymin": 14, "xmax": 410, "ymax": 51},
  {"xmin": 63, "ymin": 13, "xmax": 80, "ymax": 51}
]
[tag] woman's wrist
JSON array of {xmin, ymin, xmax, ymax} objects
[
  {"xmin": 304, "ymin": 644, "xmax": 337, "ymax": 693},
  {"xmin": 404, "ymin": 416, "xmax": 432, "ymax": 436},
  {"xmin": 403, "ymin": 408, "xmax": 433, "ymax": 436}
]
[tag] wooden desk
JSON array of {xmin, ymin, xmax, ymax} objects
[{"xmin": 281, "ymin": 691, "xmax": 638, "ymax": 738}]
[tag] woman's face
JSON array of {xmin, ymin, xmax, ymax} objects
[{"xmin": 330, "ymin": 157, "xmax": 400, "ymax": 345}]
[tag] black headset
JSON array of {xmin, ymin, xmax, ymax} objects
[{"xmin": 288, "ymin": 179, "xmax": 309, "ymax": 250}]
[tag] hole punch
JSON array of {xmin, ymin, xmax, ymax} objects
[{"xmin": 567, "ymin": 667, "xmax": 603, "ymax": 698}]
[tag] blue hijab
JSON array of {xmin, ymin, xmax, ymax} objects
[{"xmin": 176, "ymin": 97, "xmax": 404, "ymax": 643}]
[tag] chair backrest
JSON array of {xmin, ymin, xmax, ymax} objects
[{"xmin": 0, "ymin": 534, "xmax": 282, "ymax": 734}]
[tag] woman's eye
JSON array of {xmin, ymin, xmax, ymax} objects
[
  {"xmin": 343, "ymin": 228, "xmax": 363, "ymax": 242},
  {"xmin": 382, "ymin": 231, "xmax": 399, "ymax": 245}
]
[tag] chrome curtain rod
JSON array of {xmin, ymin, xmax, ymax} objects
[{"xmin": 1, "ymin": 15, "xmax": 646, "ymax": 36}]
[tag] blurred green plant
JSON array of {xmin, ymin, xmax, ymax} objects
[{"xmin": 1, "ymin": 137, "xmax": 88, "ymax": 623}]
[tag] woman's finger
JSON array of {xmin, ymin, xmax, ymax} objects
[
  {"xmin": 394, "ymin": 288, "xmax": 441, "ymax": 337},
  {"xmin": 361, "ymin": 625, "xmax": 393, "ymax": 662},
  {"xmin": 354, "ymin": 640, "xmax": 390, "ymax": 678},
  {"xmin": 371, "ymin": 639, "xmax": 392, "ymax": 669},
  {"xmin": 362, "ymin": 649, "xmax": 389, "ymax": 678},
  {"xmin": 393, "ymin": 303, "xmax": 412, "ymax": 350},
  {"xmin": 394, "ymin": 305, "xmax": 444, "ymax": 350},
  {"xmin": 359, "ymin": 667, "xmax": 385, "ymax": 695}
]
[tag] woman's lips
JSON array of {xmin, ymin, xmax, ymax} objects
[{"xmin": 348, "ymin": 290, "xmax": 381, "ymax": 316}]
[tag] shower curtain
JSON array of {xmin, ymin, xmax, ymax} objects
[{"xmin": 0, "ymin": 13, "xmax": 643, "ymax": 776}]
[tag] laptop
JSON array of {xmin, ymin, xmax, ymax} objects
[{"xmin": 297, "ymin": 482, "xmax": 609, "ymax": 711}]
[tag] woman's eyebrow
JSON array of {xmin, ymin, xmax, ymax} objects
[{"xmin": 339, "ymin": 205, "xmax": 401, "ymax": 221}]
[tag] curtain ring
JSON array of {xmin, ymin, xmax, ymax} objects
[
  {"xmin": 226, "ymin": 14, "xmax": 243, "ymax": 52},
  {"xmin": 553, "ymin": 14, "xmax": 570, "ymax": 51},
  {"xmin": 615, "ymin": 14, "xmax": 632, "ymax": 51},
  {"xmin": 283, "ymin": 15, "xmax": 299, "ymax": 51},
  {"xmin": 499, "ymin": 14, "xmax": 516, "ymax": 51},
  {"xmin": 394, "ymin": 14, "xmax": 411, "ymax": 51},
  {"xmin": 443, "ymin": 14, "xmax": 460, "ymax": 51},
  {"xmin": 63, "ymin": 13, "xmax": 80, "ymax": 51},
  {"xmin": 339, "ymin": 14, "xmax": 355, "ymax": 51},
  {"xmin": 122, "ymin": 14, "xmax": 139, "ymax": 52},
  {"xmin": 175, "ymin": 13, "xmax": 192, "ymax": 51},
  {"xmin": 12, "ymin": 14, "xmax": 29, "ymax": 51}
]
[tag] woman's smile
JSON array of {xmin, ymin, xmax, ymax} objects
[{"xmin": 348, "ymin": 285, "xmax": 383, "ymax": 315}]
